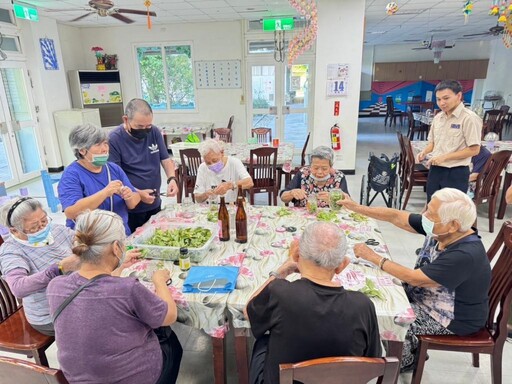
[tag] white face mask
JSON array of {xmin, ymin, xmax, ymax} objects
[
  {"xmin": 310, "ymin": 174, "xmax": 330, "ymax": 182},
  {"xmin": 114, "ymin": 242, "xmax": 126, "ymax": 269},
  {"xmin": 421, "ymin": 215, "xmax": 449, "ymax": 238}
]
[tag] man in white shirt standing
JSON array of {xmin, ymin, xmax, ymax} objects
[
  {"xmin": 194, "ymin": 139, "xmax": 254, "ymax": 203},
  {"xmin": 416, "ymin": 80, "xmax": 482, "ymax": 203}
]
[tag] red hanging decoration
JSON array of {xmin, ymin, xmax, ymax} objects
[{"xmin": 144, "ymin": 0, "xmax": 152, "ymax": 29}]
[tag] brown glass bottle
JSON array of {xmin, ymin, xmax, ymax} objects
[
  {"xmin": 218, "ymin": 196, "xmax": 230, "ymax": 241},
  {"xmin": 235, "ymin": 193, "xmax": 248, "ymax": 244},
  {"xmin": 237, "ymin": 185, "xmax": 245, "ymax": 202}
]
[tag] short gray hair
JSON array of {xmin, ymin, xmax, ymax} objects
[
  {"xmin": 69, "ymin": 123, "xmax": 107, "ymax": 160},
  {"xmin": 125, "ymin": 98, "xmax": 153, "ymax": 120},
  {"xmin": 72, "ymin": 210, "xmax": 126, "ymax": 265},
  {"xmin": 0, "ymin": 197, "xmax": 43, "ymax": 230},
  {"xmin": 432, "ymin": 188, "xmax": 476, "ymax": 232},
  {"xmin": 299, "ymin": 221, "xmax": 347, "ymax": 269},
  {"xmin": 198, "ymin": 139, "xmax": 224, "ymax": 158},
  {"xmin": 310, "ymin": 146, "xmax": 334, "ymax": 166}
]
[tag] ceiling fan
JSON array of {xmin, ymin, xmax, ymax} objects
[
  {"xmin": 411, "ymin": 35, "xmax": 455, "ymax": 50},
  {"xmin": 462, "ymin": 23, "xmax": 504, "ymax": 38},
  {"xmin": 44, "ymin": 0, "xmax": 157, "ymax": 24}
]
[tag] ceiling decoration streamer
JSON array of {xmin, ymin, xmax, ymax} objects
[
  {"xmin": 462, "ymin": 1, "xmax": 474, "ymax": 24},
  {"xmin": 288, "ymin": 0, "xmax": 318, "ymax": 67}
]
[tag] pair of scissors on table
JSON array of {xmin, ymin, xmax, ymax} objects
[{"xmin": 365, "ymin": 238, "xmax": 380, "ymax": 246}]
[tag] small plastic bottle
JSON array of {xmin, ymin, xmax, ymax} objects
[{"xmin": 179, "ymin": 247, "xmax": 191, "ymax": 271}]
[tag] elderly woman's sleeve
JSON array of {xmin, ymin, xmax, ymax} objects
[
  {"xmin": 194, "ymin": 163, "xmax": 207, "ymax": 195},
  {"xmin": 279, "ymin": 171, "xmax": 302, "ymax": 197},
  {"xmin": 4, "ymin": 266, "xmax": 60, "ymax": 298}
]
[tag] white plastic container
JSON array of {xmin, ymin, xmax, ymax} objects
[{"xmin": 132, "ymin": 222, "xmax": 215, "ymax": 263}]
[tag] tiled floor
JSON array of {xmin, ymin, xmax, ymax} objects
[{"xmin": 3, "ymin": 117, "xmax": 512, "ymax": 383}]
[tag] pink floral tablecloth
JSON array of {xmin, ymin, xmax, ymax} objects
[{"xmin": 123, "ymin": 204, "xmax": 415, "ymax": 342}]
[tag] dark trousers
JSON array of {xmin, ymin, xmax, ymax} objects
[
  {"xmin": 155, "ymin": 326, "xmax": 183, "ymax": 384},
  {"xmin": 128, "ymin": 206, "xmax": 161, "ymax": 233},
  {"xmin": 426, "ymin": 165, "xmax": 470, "ymax": 203},
  {"xmin": 249, "ymin": 335, "xmax": 269, "ymax": 384}
]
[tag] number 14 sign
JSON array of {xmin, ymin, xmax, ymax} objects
[{"xmin": 326, "ymin": 63, "xmax": 349, "ymax": 97}]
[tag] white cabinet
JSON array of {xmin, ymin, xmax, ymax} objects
[{"xmin": 53, "ymin": 109, "xmax": 101, "ymax": 167}]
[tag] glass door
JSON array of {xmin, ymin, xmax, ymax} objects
[
  {"xmin": 247, "ymin": 57, "xmax": 314, "ymax": 154},
  {"xmin": 0, "ymin": 62, "xmax": 44, "ymax": 187}
]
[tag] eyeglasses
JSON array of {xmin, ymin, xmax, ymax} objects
[{"xmin": 23, "ymin": 216, "xmax": 52, "ymax": 234}]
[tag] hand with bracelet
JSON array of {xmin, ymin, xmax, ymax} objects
[
  {"xmin": 166, "ymin": 176, "xmax": 179, "ymax": 197},
  {"xmin": 353, "ymin": 243, "xmax": 388, "ymax": 270}
]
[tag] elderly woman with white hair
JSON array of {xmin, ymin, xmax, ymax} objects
[
  {"xmin": 338, "ymin": 187, "xmax": 491, "ymax": 372},
  {"xmin": 0, "ymin": 197, "xmax": 79, "ymax": 336},
  {"xmin": 245, "ymin": 221, "xmax": 381, "ymax": 384},
  {"xmin": 280, "ymin": 145, "xmax": 349, "ymax": 207},
  {"xmin": 58, "ymin": 123, "xmax": 141, "ymax": 235},
  {"xmin": 47, "ymin": 210, "xmax": 182, "ymax": 384},
  {"xmin": 194, "ymin": 139, "xmax": 254, "ymax": 203}
]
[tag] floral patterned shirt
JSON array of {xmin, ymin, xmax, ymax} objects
[{"xmin": 280, "ymin": 166, "xmax": 349, "ymax": 207}]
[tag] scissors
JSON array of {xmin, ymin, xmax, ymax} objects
[{"xmin": 365, "ymin": 238, "xmax": 380, "ymax": 246}]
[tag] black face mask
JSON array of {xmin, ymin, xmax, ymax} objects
[{"xmin": 130, "ymin": 127, "xmax": 152, "ymax": 140}]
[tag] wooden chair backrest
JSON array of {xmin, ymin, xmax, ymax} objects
[
  {"xmin": 251, "ymin": 128, "xmax": 272, "ymax": 143},
  {"xmin": 179, "ymin": 149, "xmax": 202, "ymax": 178},
  {"xmin": 0, "ymin": 356, "xmax": 68, "ymax": 384},
  {"xmin": 483, "ymin": 110, "xmax": 502, "ymax": 133},
  {"xmin": 213, "ymin": 128, "xmax": 232, "ymax": 143},
  {"xmin": 227, "ymin": 115, "xmax": 234, "ymax": 130},
  {"xmin": 0, "ymin": 236, "xmax": 21, "ymax": 322},
  {"xmin": 300, "ymin": 132, "xmax": 311, "ymax": 167},
  {"xmin": 483, "ymin": 221, "xmax": 512, "ymax": 345},
  {"xmin": 248, "ymin": 147, "xmax": 278, "ymax": 187},
  {"xmin": 279, "ymin": 356, "xmax": 399, "ymax": 384},
  {"xmin": 386, "ymin": 96, "xmax": 395, "ymax": 113},
  {"xmin": 474, "ymin": 150, "xmax": 512, "ymax": 200}
]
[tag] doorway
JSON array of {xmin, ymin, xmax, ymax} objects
[
  {"xmin": 0, "ymin": 61, "xmax": 44, "ymax": 188},
  {"xmin": 246, "ymin": 56, "xmax": 314, "ymax": 154}
]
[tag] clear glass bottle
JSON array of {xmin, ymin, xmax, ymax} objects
[{"xmin": 179, "ymin": 247, "xmax": 191, "ymax": 271}]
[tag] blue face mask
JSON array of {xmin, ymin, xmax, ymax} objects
[
  {"xmin": 27, "ymin": 222, "xmax": 52, "ymax": 245},
  {"xmin": 421, "ymin": 215, "xmax": 449, "ymax": 238}
]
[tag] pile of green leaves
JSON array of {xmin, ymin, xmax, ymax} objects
[
  {"xmin": 316, "ymin": 210, "xmax": 339, "ymax": 222},
  {"xmin": 206, "ymin": 210, "xmax": 217, "ymax": 222},
  {"xmin": 276, "ymin": 207, "xmax": 292, "ymax": 217},
  {"xmin": 349, "ymin": 212, "xmax": 369, "ymax": 223},
  {"xmin": 359, "ymin": 278, "xmax": 385, "ymax": 300},
  {"xmin": 145, "ymin": 227, "xmax": 212, "ymax": 248}
]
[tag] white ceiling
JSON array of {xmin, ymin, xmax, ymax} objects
[{"xmin": 1, "ymin": 0, "xmax": 506, "ymax": 46}]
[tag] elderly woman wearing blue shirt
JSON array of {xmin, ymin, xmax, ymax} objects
[{"xmin": 58, "ymin": 123, "xmax": 141, "ymax": 235}]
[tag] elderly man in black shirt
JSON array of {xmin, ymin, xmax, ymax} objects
[
  {"xmin": 245, "ymin": 221, "xmax": 382, "ymax": 384},
  {"xmin": 338, "ymin": 187, "xmax": 491, "ymax": 372}
]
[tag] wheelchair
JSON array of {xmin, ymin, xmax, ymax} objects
[{"xmin": 360, "ymin": 152, "xmax": 400, "ymax": 208}]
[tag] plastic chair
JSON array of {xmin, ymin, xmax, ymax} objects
[
  {"xmin": 179, "ymin": 148, "xmax": 202, "ymax": 203},
  {"xmin": 0, "ymin": 259, "xmax": 55, "ymax": 366},
  {"xmin": 412, "ymin": 220, "xmax": 512, "ymax": 384},
  {"xmin": 279, "ymin": 356, "xmax": 399, "ymax": 384},
  {"xmin": 0, "ymin": 356, "xmax": 68, "ymax": 384},
  {"xmin": 248, "ymin": 147, "xmax": 278, "ymax": 205},
  {"xmin": 251, "ymin": 128, "xmax": 272, "ymax": 143},
  {"xmin": 472, "ymin": 150, "xmax": 512, "ymax": 233},
  {"xmin": 40, "ymin": 170, "xmax": 61, "ymax": 213}
]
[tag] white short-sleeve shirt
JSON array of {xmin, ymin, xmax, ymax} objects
[{"xmin": 194, "ymin": 156, "xmax": 251, "ymax": 203}]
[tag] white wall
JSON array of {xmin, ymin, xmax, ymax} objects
[
  {"xmin": 18, "ymin": 16, "xmax": 71, "ymax": 169},
  {"xmin": 59, "ymin": 21, "xmax": 247, "ymax": 136},
  {"xmin": 313, "ymin": 0, "xmax": 365, "ymax": 171},
  {"xmin": 57, "ymin": 24, "xmax": 84, "ymax": 71},
  {"xmin": 481, "ymin": 39, "xmax": 512, "ymax": 105}
]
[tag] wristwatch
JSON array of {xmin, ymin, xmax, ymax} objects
[
  {"xmin": 269, "ymin": 271, "xmax": 281, "ymax": 279},
  {"xmin": 167, "ymin": 176, "xmax": 177, "ymax": 185}
]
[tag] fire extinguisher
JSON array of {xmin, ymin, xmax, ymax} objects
[{"xmin": 330, "ymin": 124, "xmax": 341, "ymax": 151}]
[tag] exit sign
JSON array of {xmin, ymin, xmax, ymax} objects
[
  {"xmin": 263, "ymin": 18, "xmax": 294, "ymax": 31},
  {"xmin": 13, "ymin": 3, "xmax": 39, "ymax": 21}
]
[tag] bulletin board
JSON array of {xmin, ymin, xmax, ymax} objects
[{"xmin": 194, "ymin": 60, "xmax": 242, "ymax": 89}]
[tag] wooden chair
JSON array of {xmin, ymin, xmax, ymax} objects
[
  {"xmin": 227, "ymin": 115, "xmax": 234, "ymax": 130},
  {"xmin": 401, "ymin": 137, "xmax": 428, "ymax": 210},
  {"xmin": 0, "ymin": 356, "xmax": 68, "ymax": 384},
  {"xmin": 212, "ymin": 128, "xmax": 232, "ymax": 143},
  {"xmin": 384, "ymin": 96, "xmax": 403, "ymax": 128},
  {"xmin": 483, "ymin": 110, "xmax": 502, "ymax": 137},
  {"xmin": 0, "ymin": 267, "xmax": 55, "ymax": 366},
  {"xmin": 279, "ymin": 356, "xmax": 399, "ymax": 384},
  {"xmin": 472, "ymin": 150, "xmax": 512, "ymax": 233},
  {"xmin": 280, "ymin": 132, "xmax": 311, "ymax": 188},
  {"xmin": 179, "ymin": 148, "xmax": 202, "ymax": 203},
  {"xmin": 251, "ymin": 128, "xmax": 272, "ymax": 143},
  {"xmin": 248, "ymin": 147, "xmax": 278, "ymax": 205},
  {"xmin": 406, "ymin": 109, "xmax": 429, "ymax": 141},
  {"xmin": 412, "ymin": 220, "xmax": 512, "ymax": 384},
  {"xmin": 495, "ymin": 105, "xmax": 510, "ymax": 140}
]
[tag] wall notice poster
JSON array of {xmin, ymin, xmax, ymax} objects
[
  {"xmin": 326, "ymin": 63, "xmax": 349, "ymax": 97},
  {"xmin": 194, "ymin": 60, "xmax": 241, "ymax": 89},
  {"xmin": 40, "ymin": 38, "xmax": 59, "ymax": 70}
]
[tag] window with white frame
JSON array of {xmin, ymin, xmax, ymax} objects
[{"xmin": 135, "ymin": 44, "xmax": 196, "ymax": 111}]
